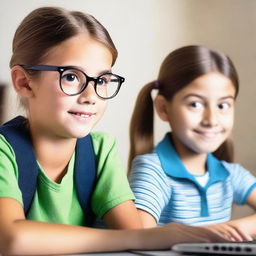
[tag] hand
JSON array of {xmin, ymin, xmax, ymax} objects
[
  {"xmin": 134, "ymin": 222, "xmax": 231, "ymax": 251},
  {"xmin": 162, "ymin": 222, "xmax": 231, "ymax": 244},
  {"xmin": 205, "ymin": 222, "xmax": 254, "ymax": 242}
]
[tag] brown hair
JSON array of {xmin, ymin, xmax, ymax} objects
[
  {"xmin": 128, "ymin": 45, "xmax": 239, "ymax": 172},
  {"xmin": 10, "ymin": 6, "xmax": 117, "ymax": 67}
]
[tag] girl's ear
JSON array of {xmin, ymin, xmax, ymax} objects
[
  {"xmin": 11, "ymin": 66, "xmax": 34, "ymax": 98},
  {"xmin": 154, "ymin": 95, "xmax": 170, "ymax": 122}
]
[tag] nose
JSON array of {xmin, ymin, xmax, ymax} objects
[
  {"xmin": 78, "ymin": 81, "xmax": 97, "ymax": 104},
  {"xmin": 201, "ymin": 106, "xmax": 218, "ymax": 127}
]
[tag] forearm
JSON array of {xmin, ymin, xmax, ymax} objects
[
  {"xmin": 126, "ymin": 222, "xmax": 230, "ymax": 251},
  {"xmin": 3, "ymin": 220, "xmax": 131, "ymax": 255},
  {"xmin": 1, "ymin": 220, "xmax": 230, "ymax": 255}
]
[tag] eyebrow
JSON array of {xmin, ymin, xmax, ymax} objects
[
  {"xmin": 74, "ymin": 65, "xmax": 112, "ymax": 76},
  {"xmin": 182, "ymin": 93, "xmax": 235, "ymax": 101},
  {"xmin": 99, "ymin": 69, "xmax": 113, "ymax": 75}
]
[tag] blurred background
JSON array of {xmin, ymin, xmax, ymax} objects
[{"xmin": 0, "ymin": 0, "xmax": 255, "ymax": 218}]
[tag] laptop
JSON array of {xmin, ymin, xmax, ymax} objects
[{"xmin": 172, "ymin": 241, "xmax": 256, "ymax": 255}]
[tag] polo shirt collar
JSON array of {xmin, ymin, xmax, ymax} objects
[{"xmin": 156, "ymin": 133, "xmax": 229, "ymax": 186}]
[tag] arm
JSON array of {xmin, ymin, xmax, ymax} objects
[
  {"xmin": 137, "ymin": 209, "xmax": 157, "ymax": 228},
  {"xmin": 92, "ymin": 132, "xmax": 143, "ymax": 229},
  {"xmin": 0, "ymin": 197, "xmax": 229, "ymax": 255},
  {"xmin": 0, "ymin": 197, "xmax": 140, "ymax": 255},
  {"xmin": 224, "ymin": 187, "xmax": 256, "ymax": 237},
  {"xmin": 0, "ymin": 197, "xmax": 126, "ymax": 255},
  {"xmin": 103, "ymin": 200, "xmax": 143, "ymax": 229}
]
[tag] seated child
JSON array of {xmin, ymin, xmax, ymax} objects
[{"xmin": 129, "ymin": 45, "xmax": 256, "ymax": 242}]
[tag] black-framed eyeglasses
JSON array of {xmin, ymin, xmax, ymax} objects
[{"xmin": 20, "ymin": 64, "xmax": 125, "ymax": 99}]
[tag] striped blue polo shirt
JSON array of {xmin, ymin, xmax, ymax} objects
[{"xmin": 129, "ymin": 133, "xmax": 256, "ymax": 226}]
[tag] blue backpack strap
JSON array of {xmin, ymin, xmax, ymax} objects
[
  {"xmin": 0, "ymin": 116, "xmax": 38, "ymax": 216},
  {"xmin": 0, "ymin": 116, "xmax": 97, "ymax": 225},
  {"xmin": 75, "ymin": 135, "xmax": 97, "ymax": 226}
]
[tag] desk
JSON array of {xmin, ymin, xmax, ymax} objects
[
  {"xmin": 64, "ymin": 252, "xmax": 134, "ymax": 256},
  {"xmin": 65, "ymin": 250, "xmax": 183, "ymax": 255},
  {"xmin": 131, "ymin": 250, "xmax": 182, "ymax": 255}
]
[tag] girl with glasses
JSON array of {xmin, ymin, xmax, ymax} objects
[
  {"xmin": 129, "ymin": 45, "xmax": 256, "ymax": 241},
  {"xmin": 0, "ymin": 7, "xmax": 230, "ymax": 255}
]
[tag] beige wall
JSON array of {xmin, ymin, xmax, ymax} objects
[{"xmin": 1, "ymin": 0, "xmax": 255, "ymax": 218}]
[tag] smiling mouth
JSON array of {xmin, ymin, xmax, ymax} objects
[
  {"xmin": 68, "ymin": 111, "xmax": 95, "ymax": 118},
  {"xmin": 194, "ymin": 130, "xmax": 223, "ymax": 138}
]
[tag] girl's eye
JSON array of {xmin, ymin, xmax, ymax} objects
[
  {"xmin": 189, "ymin": 101, "xmax": 203, "ymax": 109},
  {"xmin": 218, "ymin": 102, "xmax": 230, "ymax": 110},
  {"xmin": 97, "ymin": 77, "xmax": 109, "ymax": 86},
  {"xmin": 62, "ymin": 73, "xmax": 77, "ymax": 82}
]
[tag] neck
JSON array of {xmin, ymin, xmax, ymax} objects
[
  {"xmin": 30, "ymin": 128, "xmax": 77, "ymax": 183},
  {"xmin": 182, "ymin": 153, "xmax": 207, "ymax": 175},
  {"xmin": 171, "ymin": 136, "xmax": 207, "ymax": 175}
]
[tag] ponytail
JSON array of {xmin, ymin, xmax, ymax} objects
[{"xmin": 128, "ymin": 82, "xmax": 155, "ymax": 174}]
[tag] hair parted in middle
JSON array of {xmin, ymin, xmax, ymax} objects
[
  {"xmin": 128, "ymin": 45, "xmax": 239, "ymax": 172},
  {"xmin": 10, "ymin": 6, "xmax": 118, "ymax": 109},
  {"xmin": 10, "ymin": 7, "xmax": 117, "ymax": 67},
  {"xmin": 10, "ymin": 6, "xmax": 118, "ymax": 68}
]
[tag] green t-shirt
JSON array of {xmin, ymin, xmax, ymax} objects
[{"xmin": 0, "ymin": 132, "xmax": 134, "ymax": 225}]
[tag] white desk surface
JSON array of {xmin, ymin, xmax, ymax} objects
[{"xmin": 66, "ymin": 250, "xmax": 183, "ymax": 256}]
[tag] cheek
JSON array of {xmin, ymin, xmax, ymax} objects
[
  {"xmin": 222, "ymin": 112, "xmax": 234, "ymax": 128},
  {"xmin": 224, "ymin": 119, "xmax": 234, "ymax": 131},
  {"xmin": 169, "ymin": 115, "xmax": 189, "ymax": 132},
  {"xmin": 174, "ymin": 111, "xmax": 199, "ymax": 128},
  {"xmin": 53, "ymin": 96, "xmax": 73, "ymax": 113},
  {"xmin": 36, "ymin": 79, "xmax": 61, "ymax": 102},
  {"xmin": 40, "ymin": 90, "xmax": 69, "ymax": 116},
  {"xmin": 99, "ymin": 101, "xmax": 108, "ymax": 115}
]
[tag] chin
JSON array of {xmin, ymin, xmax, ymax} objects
[
  {"xmin": 190, "ymin": 144, "xmax": 221, "ymax": 154},
  {"xmin": 199, "ymin": 147, "xmax": 221, "ymax": 154},
  {"xmin": 75, "ymin": 131, "xmax": 91, "ymax": 138},
  {"xmin": 67, "ymin": 128, "xmax": 91, "ymax": 139}
]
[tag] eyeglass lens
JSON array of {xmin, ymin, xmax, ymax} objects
[{"xmin": 60, "ymin": 69, "xmax": 120, "ymax": 98}]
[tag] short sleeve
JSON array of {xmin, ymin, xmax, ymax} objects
[
  {"xmin": 90, "ymin": 132, "xmax": 135, "ymax": 217},
  {"xmin": 129, "ymin": 153, "xmax": 171, "ymax": 222},
  {"xmin": 222, "ymin": 161, "xmax": 256, "ymax": 205},
  {"xmin": 0, "ymin": 135, "xmax": 23, "ymax": 204}
]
